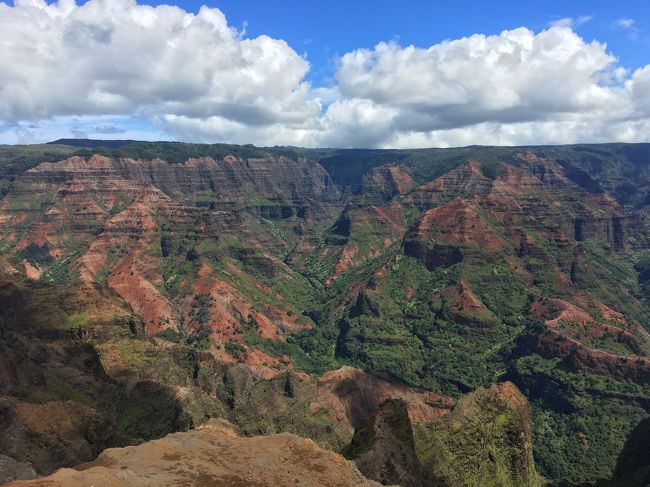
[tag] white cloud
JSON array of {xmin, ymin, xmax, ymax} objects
[
  {"xmin": 576, "ymin": 15, "xmax": 594, "ymax": 26},
  {"xmin": 0, "ymin": 0, "xmax": 319, "ymax": 134},
  {"xmin": 550, "ymin": 15, "xmax": 593, "ymax": 29},
  {"xmin": 326, "ymin": 26, "xmax": 650, "ymax": 147},
  {"xmin": 612, "ymin": 17, "xmax": 641, "ymax": 42},
  {"xmin": 550, "ymin": 18, "xmax": 574, "ymax": 29},
  {"xmin": 336, "ymin": 28, "xmax": 622, "ymax": 123},
  {"xmin": 628, "ymin": 66, "xmax": 650, "ymax": 116},
  {"xmin": 0, "ymin": 1, "xmax": 649, "ymax": 148},
  {"xmin": 614, "ymin": 18, "xmax": 636, "ymax": 29}
]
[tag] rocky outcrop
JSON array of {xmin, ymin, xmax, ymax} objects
[
  {"xmin": 317, "ymin": 366, "xmax": 454, "ymax": 427},
  {"xmin": 6, "ymin": 419, "xmax": 382, "ymax": 487},
  {"xmin": 415, "ymin": 198, "xmax": 503, "ymax": 250},
  {"xmin": 4, "ymin": 386, "xmax": 537, "ymax": 487},
  {"xmin": 362, "ymin": 164, "xmax": 417, "ymax": 202},
  {"xmin": 414, "ymin": 382, "xmax": 540, "ymax": 487},
  {"xmin": 522, "ymin": 330, "xmax": 650, "ymax": 384},
  {"xmin": 403, "ymin": 240, "xmax": 464, "ymax": 270},
  {"xmin": 344, "ymin": 383, "xmax": 540, "ymax": 487},
  {"xmin": 0, "ymin": 455, "xmax": 37, "ymax": 483},
  {"xmin": 0, "ymin": 396, "xmax": 123, "ymax": 476},
  {"xmin": 435, "ymin": 279, "xmax": 500, "ymax": 326},
  {"xmin": 412, "ymin": 160, "xmax": 492, "ymax": 208}
]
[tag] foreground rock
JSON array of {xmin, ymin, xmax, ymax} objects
[
  {"xmin": 7, "ymin": 420, "xmax": 382, "ymax": 487},
  {"xmin": 0, "ymin": 455, "xmax": 37, "ymax": 483}
]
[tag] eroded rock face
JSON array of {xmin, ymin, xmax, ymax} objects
[
  {"xmin": 362, "ymin": 164, "xmax": 417, "ymax": 202},
  {"xmin": 521, "ymin": 330, "xmax": 650, "ymax": 384},
  {"xmin": 317, "ymin": 366, "xmax": 454, "ymax": 428},
  {"xmin": 413, "ymin": 382, "xmax": 541, "ymax": 487},
  {"xmin": 344, "ymin": 384, "xmax": 540, "ymax": 487},
  {"xmin": 113, "ymin": 155, "xmax": 341, "ymax": 206},
  {"xmin": 0, "ymin": 153, "xmax": 346, "ymax": 364},
  {"xmin": 0, "ymin": 455, "xmax": 37, "ymax": 483},
  {"xmin": 405, "ymin": 156, "xmax": 629, "ymax": 271},
  {"xmin": 7, "ymin": 420, "xmax": 382, "ymax": 487},
  {"xmin": 345, "ymin": 399, "xmax": 425, "ymax": 487}
]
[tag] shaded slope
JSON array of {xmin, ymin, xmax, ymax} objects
[
  {"xmin": 344, "ymin": 399, "xmax": 426, "ymax": 487},
  {"xmin": 0, "ymin": 262, "xmax": 191, "ymax": 475}
]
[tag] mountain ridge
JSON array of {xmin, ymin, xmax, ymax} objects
[{"xmin": 1, "ymin": 141, "xmax": 650, "ymax": 485}]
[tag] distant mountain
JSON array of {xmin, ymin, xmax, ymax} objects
[{"xmin": 47, "ymin": 138, "xmax": 139, "ymax": 148}]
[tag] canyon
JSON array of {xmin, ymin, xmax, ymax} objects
[{"xmin": 1, "ymin": 141, "xmax": 650, "ymax": 486}]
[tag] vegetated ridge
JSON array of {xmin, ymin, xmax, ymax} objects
[{"xmin": 1, "ymin": 140, "xmax": 650, "ymax": 485}]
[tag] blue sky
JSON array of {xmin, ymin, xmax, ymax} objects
[{"xmin": 0, "ymin": 0, "xmax": 649, "ymax": 147}]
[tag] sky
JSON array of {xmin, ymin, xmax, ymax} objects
[{"xmin": 0, "ymin": 0, "xmax": 649, "ymax": 147}]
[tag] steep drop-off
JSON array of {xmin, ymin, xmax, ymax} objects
[{"xmin": 1, "ymin": 141, "xmax": 650, "ymax": 484}]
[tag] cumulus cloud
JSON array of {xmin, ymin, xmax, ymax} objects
[
  {"xmin": 328, "ymin": 26, "xmax": 650, "ymax": 147},
  {"xmin": 0, "ymin": 0, "xmax": 319, "ymax": 135},
  {"xmin": 628, "ymin": 66, "xmax": 650, "ymax": 115},
  {"xmin": 337, "ymin": 28, "xmax": 626, "ymax": 125},
  {"xmin": 0, "ymin": 1, "xmax": 649, "ymax": 148}
]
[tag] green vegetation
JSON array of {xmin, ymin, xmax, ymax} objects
[
  {"xmin": 413, "ymin": 384, "xmax": 540, "ymax": 487},
  {"xmin": 74, "ymin": 141, "xmax": 293, "ymax": 164},
  {"xmin": 17, "ymin": 243, "xmax": 53, "ymax": 266},
  {"xmin": 243, "ymin": 320, "xmax": 333, "ymax": 374},
  {"xmin": 3, "ymin": 141, "xmax": 650, "ymax": 485},
  {"xmin": 108, "ymin": 192, "xmax": 134, "ymax": 216},
  {"xmin": 634, "ymin": 251, "xmax": 650, "ymax": 304},
  {"xmin": 532, "ymin": 402, "xmax": 644, "ymax": 484},
  {"xmin": 41, "ymin": 249, "xmax": 82, "ymax": 284},
  {"xmin": 0, "ymin": 144, "xmax": 76, "ymax": 196},
  {"xmin": 513, "ymin": 354, "xmax": 650, "ymax": 483},
  {"xmin": 155, "ymin": 329, "xmax": 182, "ymax": 343},
  {"xmin": 224, "ymin": 340, "xmax": 247, "ymax": 361}
]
